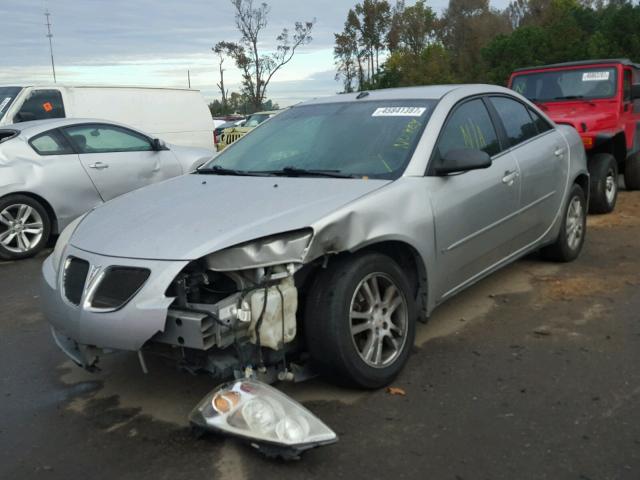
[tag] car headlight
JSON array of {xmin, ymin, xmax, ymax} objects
[
  {"xmin": 189, "ymin": 378, "xmax": 337, "ymax": 458},
  {"xmin": 205, "ymin": 229, "xmax": 313, "ymax": 271},
  {"xmin": 51, "ymin": 214, "xmax": 87, "ymax": 273}
]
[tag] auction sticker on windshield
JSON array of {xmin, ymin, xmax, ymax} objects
[
  {"xmin": 372, "ymin": 106, "xmax": 427, "ymax": 117},
  {"xmin": 583, "ymin": 71, "xmax": 610, "ymax": 82}
]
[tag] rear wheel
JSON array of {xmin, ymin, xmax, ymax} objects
[
  {"xmin": 304, "ymin": 252, "xmax": 416, "ymax": 389},
  {"xmin": 588, "ymin": 153, "xmax": 618, "ymax": 214},
  {"xmin": 0, "ymin": 195, "xmax": 51, "ymax": 260},
  {"xmin": 624, "ymin": 152, "xmax": 640, "ymax": 190},
  {"xmin": 541, "ymin": 183, "xmax": 586, "ymax": 262}
]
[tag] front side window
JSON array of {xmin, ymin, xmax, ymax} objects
[
  {"xmin": 0, "ymin": 86, "xmax": 22, "ymax": 120},
  {"xmin": 30, "ymin": 131, "xmax": 74, "ymax": 156},
  {"xmin": 434, "ymin": 99, "xmax": 500, "ymax": 164},
  {"xmin": 63, "ymin": 125, "xmax": 152, "ymax": 154},
  {"xmin": 490, "ymin": 97, "xmax": 538, "ymax": 147},
  {"xmin": 528, "ymin": 107, "xmax": 553, "ymax": 134},
  {"xmin": 202, "ymin": 100, "xmax": 435, "ymax": 179},
  {"xmin": 15, "ymin": 89, "xmax": 65, "ymax": 122},
  {"xmin": 511, "ymin": 67, "xmax": 618, "ymax": 102}
]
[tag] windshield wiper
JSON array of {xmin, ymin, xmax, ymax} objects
[
  {"xmin": 195, "ymin": 165, "xmax": 257, "ymax": 176},
  {"xmin": 552, "ymin": 95, "xmax": 585, "ymax": 100},
  {"xmin": 259, "ymin": 167, "xmax": 356, "ymax": 178}
]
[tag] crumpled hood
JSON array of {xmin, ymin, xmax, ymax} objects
[{"xmin": 71, "ymin": 174, "xmax": 390, "ymax": 260}]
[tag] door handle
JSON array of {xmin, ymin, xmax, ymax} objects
[
  {"xmin": 554, "ymin": 147, "xmax": 565, "ymax": 157},
  {"xmin": 502, "ymin": 170, "xmax": 519, "ymax": 185},
  {"xmin": 88, "ymin": 162, "xmax": 109, "ymax": 170}
]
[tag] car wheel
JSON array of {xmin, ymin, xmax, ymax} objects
[
  {"xmin": 624, "ymin": 152, "xmax": 640, "ymax": 190},
  {"xmin": 0, "ymin": 195, "xmax": 51, "ymax": 260},
  {"xmin": 588, "ymin": 153, "xmax": 618, "ymax": 214},
  {"xmin": 304, "ymin": 252, "xmax": 417, "ymax": 389},
  {"xmin": 541, "ymin": 183, "xmax": 586, "ymax": 262}
]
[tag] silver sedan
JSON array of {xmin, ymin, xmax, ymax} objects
[
  {"xmin": 42, "ymin": 85, "xmax": 588, "ymax": 392},
  {"xmin": 0, "ymin": 118, "xmax": 213, "ymax": 259}
]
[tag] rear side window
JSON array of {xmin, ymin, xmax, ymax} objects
[
  {"xmin": 30, "ymin": 130, "xmax": 74, "ymax": 156},
  {"xmin": 528, "ymin": 107, "xmax": 553, "ymax": 134},
  {"xmin": 490, "ymin": 97, "xmax": 538, "ymax": 147},
  {"xmin": 434, "ymin": 98, "xmax": 501, "ymax": 162},
  {"xmin": 15, "ymin": 90, "xmax": 65, "ymax": 123},
  {"xmin": 63, "ymin": 124, "xmax": 153, "ymax": 154}
]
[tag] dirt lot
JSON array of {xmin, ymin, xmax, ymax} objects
[{"xmin": 1, "ymin": 192, "xmax": 639, "ymax": 480}]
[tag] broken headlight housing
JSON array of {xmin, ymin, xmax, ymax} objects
[
  {"xmin": 189, "ymin": 379, "xmax": 337, "ymax": 458},
  {"xmin": 205, "ymin": 229, "xmax": 313, "ymax": 271}
]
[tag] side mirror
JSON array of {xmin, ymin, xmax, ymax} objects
[
  {"xmin": 152, "ymin": 138, "xmax": 167, "ymax": 151},
  {"xmin": 631, "ymin": 84, "xmax": 640, "ymax": 101},
  {"xmin": 434, "ymin": 148, "xmax": 492, "ymax": 175}
]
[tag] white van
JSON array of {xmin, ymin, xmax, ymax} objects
[{"xmin": 0, "ymin": 85, "xmax": 214, "ymax": 150}]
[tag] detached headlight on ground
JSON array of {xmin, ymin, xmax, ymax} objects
[{"xmin": 189, "ymin": 379, "xmax": 337, "ymax": 458}]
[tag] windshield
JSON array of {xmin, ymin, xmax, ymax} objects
[
  {"xmin": 512, "ymin": 67, "xmax": 618, "ymax": 102},
  {"xmin": 202, "ymin": 100, "xmax": 435, "ymax": 179},
  {"xmin": 244, "ymin": 113, "xmax": 271, "ymax": 128},
  {"xmin": 0, "ymin": 87, "xmax": 22, "ymax": 120}
]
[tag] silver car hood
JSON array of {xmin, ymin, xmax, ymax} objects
[{"xmin": 71, "ymin": 174, "xmax": 390, "ymax": 260}]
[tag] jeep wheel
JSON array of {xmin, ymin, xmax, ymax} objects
[
  {"xmin": 0, "ymin": 195, "xmax": 51, "ymax": 260},
  {"xmin": 588, "ymin": 153, "xmax": 618, "ymax": 214},
  {"xmin": 541, "ymin": 183, "xmax": 586, "ymax": 262},
  {"xmin": 624, "ymin": 152, "xmax": 640, "ymax": 190},
  {"xmin": 304, "ymin": 252, "xmax": 417, "ymax": 389}
]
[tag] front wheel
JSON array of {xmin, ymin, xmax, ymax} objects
[
  {"xmin": 588, "ymin": 153, "xmax": 618, "ymax": 214},
  {"xmin": 0, "ymin": 195, "xmax": 51, "ymax": 260},
  {"xmin": 541, "ymin": 183, "xmax": 587, "ymax": 262},
  {"xmin": 304, "ymin": 252, "xmax": 417, "ymax": 389}
]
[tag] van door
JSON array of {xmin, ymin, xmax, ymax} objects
[
  {"xmin": 13, "ymin": 89, "xmax": 66, "ymax": 123},
  {"xmin": 62, "ymin": 123, "xmax": 182, "ymax": 201}
]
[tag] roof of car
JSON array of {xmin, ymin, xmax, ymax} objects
[
  {"xmin": 298, "ymin": 85, "xmax": 491, "ymax": 106},
  {"xmin": 513, "ymin": 58, "xmax": 640, "ymax": 73},
  {"xmin": 0, "ymin": 118, "xmax": 148, "ymax": 137}
]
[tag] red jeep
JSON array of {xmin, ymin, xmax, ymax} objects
[{"xmin": 509, "ymin": 59, "xmax": 640, "ymax": 213}]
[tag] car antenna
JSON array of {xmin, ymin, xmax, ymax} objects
[{"xmin": 356, "ymin": 91, "xmax": 369, "ymax": 99}]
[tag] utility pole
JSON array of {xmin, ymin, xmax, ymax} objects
[
  {"xmin": 187, "ymin": 70, "xmax": 191, "ymax": 88},
  {"xmin": 45, "ymin": 9, "xmax": 57, "ymax": 83}
]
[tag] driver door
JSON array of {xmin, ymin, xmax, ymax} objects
[{"xmin": 429, "ymin": 98, "xmax": 522, "ymax": 299}]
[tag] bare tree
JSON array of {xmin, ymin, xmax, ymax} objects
[
  {"xmin": 216, "ymin": 0, "xmax": 314, "ymax": 109},
  {"xmin": 213, "ymin": 43, "xmax": 230, "ymax": 110}
]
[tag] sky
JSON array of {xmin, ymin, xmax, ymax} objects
[{"xmin": 0, "ymin": 0, "xmax": 510, "ymax": 106}]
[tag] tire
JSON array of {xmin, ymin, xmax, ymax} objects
[
  {"xmin": 0, "ymin": 194, "xmax": 51, "ymax": 260},
  {"xmin": 588, "ymin": 153, "xmax": 618, "ymax": 214},
  {"xmin": 624, "ymin": 152, "xmax": 640, "ymax": 190},
  {"xmin": 541, "ymin": 183, "xmax": 587, "ymax": 262},
  {"xmin": 304, "ymin": 252, "xmax": 417, "ymax": 389}
]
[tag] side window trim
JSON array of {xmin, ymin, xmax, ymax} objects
[
  {"xmin": 60, "ymin": 123, "xmax": 154, "ymax": 154},
  {"xmin": 426, "ymin": 95, "xmax": 503, "ymax": 176},
  {"xmin": 28, "ymin": 128, "xmax": 75, "ymax": 156},
  {"xmin": 487, "ymin": 94, "xmax": 555, "ymax": 151}
]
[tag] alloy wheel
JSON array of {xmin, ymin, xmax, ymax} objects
[
  {"xmin": 605, "ymin": 168, "xmax": 617, "ymax": 206},
  {"xmin": 0, "ymin": 204, "xmax": 45, "ymax": 254},
  {"xmin": 566, "ymin": 196, "xmax": 584, "ymax": 251},
  {"xmin": 349, "ymin": 272, "xmax": 409, "ymax": 368}
]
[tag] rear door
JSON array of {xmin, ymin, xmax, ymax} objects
[
  {"xmin": 429, "ymin": 97, "xmax": 521, "ymax": 298},
  {"xmin": 62, "ymin": 123, "xmax": 182, "ymax": 202},
  {"xmin": 487, "ymin": 95, "xmax": 567, "ymax": 247}
]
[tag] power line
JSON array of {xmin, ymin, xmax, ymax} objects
[{"xmin": 44, "ymin": 9, "xmax": 56, "ymax": 83}]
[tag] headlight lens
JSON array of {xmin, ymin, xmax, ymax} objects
[
  {"xmin": 189, "ymin": 379, "xmax": 337, "ymax": 457},
  {"xmin": 51, "ymin": 214, "xmax": 87, "ymax": 273},
  {"xmin": 205, "ymin": 229, "xmax": 313, "ymax": 271}
]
